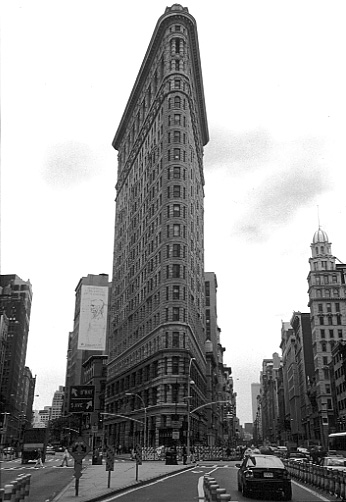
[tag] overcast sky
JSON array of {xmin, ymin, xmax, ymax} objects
[{"xmin": 2, "ymin": 0, "xmax": 346, "ymax": 425}]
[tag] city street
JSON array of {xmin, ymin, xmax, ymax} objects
[
  {"xmin": 1, "ymin": 452, "xmax": 78, "ymax": 502},
  {"xmin": 99, "ymin": 461, "xmax": 332, "ymax": 502}
]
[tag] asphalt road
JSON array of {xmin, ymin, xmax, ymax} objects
[
  {"xmin": 0, "ymin": 452, "xmax": 76, "ymax": 501},
  {"xmin": 98, "ymin": 461, "xmax": 332, "ymax": 502}
]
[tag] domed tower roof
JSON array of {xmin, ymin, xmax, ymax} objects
[{"xmin": 312, "ymin": 227, "xmax": 329, "ymax": 244}]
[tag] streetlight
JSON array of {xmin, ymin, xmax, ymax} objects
[
  {"xmin": 125, "ymin": 393, "xmax": 147, "ymax": 457},
  {"xmin": 186, "ymin": 357, "xmax": 196, "ymax": 464}
]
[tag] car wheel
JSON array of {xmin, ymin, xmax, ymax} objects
[{"xmin": 283, "ymin": 485, "xmax": 292, "ymax": 501}]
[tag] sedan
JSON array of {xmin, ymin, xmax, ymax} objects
[
  {"xmin": 236, "ymin": 453, "xmax": 292, "ymax": 500},
  {"xmin": 46, "ymin": 446, "xmax": 55, "ymax": 455},
  {"xmin": 320, "ymin": 456, "xmax": 346, "ymax": 470}
]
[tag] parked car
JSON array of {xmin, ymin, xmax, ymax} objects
[
  {"xmin": 54, "ymin": 445, "xmax": 64, "ymax": 452},
  {"xmin": 3, "ymin": 446, "xmax": 15, "ymax": 456},
  {"xmin": 236, "ymin": 453, "xmax": 292, "ymax": 501},
  {"xmin": 320, "ymin": 456, "xmax": 346, "ymax": 471},
  {"xmin": 46, "ymin": 446, "xmax": 55, "ymax": 455}
]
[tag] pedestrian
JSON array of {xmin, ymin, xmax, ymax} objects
[
  {"xmin": 182, "ymin": 445, "xmax": 187, "ymax": 465},
  {"xmin": 34, "ymin": 448, "xmax": 43, "ymax": 468},
  {"xmin": 60, "ymin": 447, "xmax": 70, "ymax": 467}
]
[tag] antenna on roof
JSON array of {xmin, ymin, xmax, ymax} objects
[{"xmin": 317, "ymin": 205, "xmax": 321, "ymax": 229}]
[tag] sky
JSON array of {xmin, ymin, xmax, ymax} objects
[{"xmin": 1, "ymin": 0, "xmax": 346, "ymax": 425}]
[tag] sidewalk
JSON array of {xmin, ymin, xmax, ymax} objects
[{"xmin": 52, "ymin": 460, "xmax": 193, "ymax": 502}]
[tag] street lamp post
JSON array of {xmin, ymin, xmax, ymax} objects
[
  {"xmin": 187, "ymin": 357, "xmax": 196, "ymax": 464},
  {"xmin": 125, "ymin": 393, "xmax": 147, "ymax": 458}
]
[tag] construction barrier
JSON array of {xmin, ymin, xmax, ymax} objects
[
  {"xmin": 2, "ymin": 475, "xmax": 31, "ymax": 501},
  {"xmin": 203, "ymin": 475, "xmax": 232, "ymax": 502},
  {"xmin": 284, "ymin": 460, "xmax": 346, "ymax": 499}
]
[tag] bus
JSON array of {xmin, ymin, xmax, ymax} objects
[{"xmin": 328, "ymin": 432, "xmax": 346, "ymax": 457}]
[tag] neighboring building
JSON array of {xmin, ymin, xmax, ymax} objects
[
  {"xmin": 0, "ymin": 313, "xmax": 9, "ymax": 393},
  {"xmin": 307, "ymin": 227, "xmax": 346, "ymax": 448},
  {"xmin": 251, "ymin": 383, "xmax": 261, "ymax": 423},
  {"xmin": 63, "ymin": 273, "xmax": 111, "ymax": 415},
  {"xmin": 50, "ymin": 386, "xmax": 65, "ymax": 421},
  {"xmin": 38, "ymin": 407, "xmax": 51, "ymax": 427},
  {"xmin": 0, "ymin": 275, "xmax": 34, "ymax": 446},
  {"xmin": 260, "ymin": 353, "xmax": 282, "ymax": 444},
  {"xmin": 204, "ymin": 272, "xmax": 235, "ymax": 446},
  {"xmin": 83, "ymin": 355, "xmax": 107, "ymax": 451},
  {"xmin": 106, "ymin": 4, "xmax": 209, "ymax": 449}
]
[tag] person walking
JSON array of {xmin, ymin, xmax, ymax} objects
[
  {"xmin": 182, "ymin": 445, "xmax": 187, "ymax": 465},
  {"xmin": 34, "ymin": 448, "xmax": 43, "ymax": 468},
  {"xmin": 60, "ymin": 448, "xmax": 70, "ymax": 467}
]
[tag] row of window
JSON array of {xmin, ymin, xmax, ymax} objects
[
  {"xmin": 318, "ymin": 302, "xmax": 342, "ymax": 313},
  {"xmin": 317, "ymin": 315, "xmax": 342, "ymax": 325}
]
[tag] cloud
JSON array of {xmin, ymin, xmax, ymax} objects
[
  {"xmin": 205, "ymin": 127, "xmax": 272, "ymax": 173},
  {"xmin": 233, "ymin": 136, "xmax": 332, "ymax": 240},
  {"xmin": 42, "ymin": 141, "xmax": 96, "ymax": 188}
]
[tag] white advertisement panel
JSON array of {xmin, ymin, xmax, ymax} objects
[{"xmin": 78, "ymin": 285, "xmax": 108, "ymax": 350}]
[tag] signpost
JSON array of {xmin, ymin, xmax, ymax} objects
[
  {"xmin": 105, "ymin": 445, "xmax": 115, "ymax": 488},
  {"xmin": 69, "ymin": 386, "xmax": 95, "ymax": 413},
  {"xmin": 135, "ymin": 444, "xmax": 142, "ymax": 481},
  {"xmin": 69, "ymin": 437, "xmax": 90, "ymax": 496}
]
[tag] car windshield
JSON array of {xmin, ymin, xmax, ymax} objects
[{"xmin": 247, "ymin": 455, "xmax": 284, "ymax": 468}]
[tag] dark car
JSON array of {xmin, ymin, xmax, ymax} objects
[
  {"xmin": 236, "ymin": 453, "xmax": 292, "ymax": 500},
  {"xmin": 287, "ymin": 451, "xmax": 310, "ymax": 462}
]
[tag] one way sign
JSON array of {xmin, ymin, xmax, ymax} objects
[{"xmin": 69, "ymin": 385, "xmax": 95, "ymax": 413}]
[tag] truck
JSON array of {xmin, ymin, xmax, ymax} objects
[{"xmin": 21, "ymin": 427, "xmax": 48, "ymax": 464}]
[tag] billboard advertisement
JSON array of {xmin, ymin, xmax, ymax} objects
[{"xmin": 78, "ymin": 285, "xmax": 108, "ymax": 350}]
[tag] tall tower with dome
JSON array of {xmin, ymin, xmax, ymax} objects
[{"xmin": 307, "ymin": 227, "xmax": 346, "ymax": 447}]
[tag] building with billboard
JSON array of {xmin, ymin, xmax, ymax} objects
[
  {"xmin": 63, "ymin": 274, "xmax": 111, "ymax": 415},
  {"xmin": 106, "ymin": 5, "xmax": 210, "ymax": 449}
]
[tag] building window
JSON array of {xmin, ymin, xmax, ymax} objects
[
  {"xmin": 173, "ymin": 148, "xmax": 181, "ymax": 160},
  {"xmin": 320, "ymin": 316, "xmax": 324, "ymax": 325},
  {"xmin": 173, "ymin": 224, "xmax": 180, "ymax": 236},
  {"xmin": 172, "ymin": 332, "xmax": 179, "ymax": 347},
  {"xmin": 173, "ymin": 185, "xmax": 181, "ymax": 197},
  {"xmin": 173, "ymin": 130, "xmax": 181, "ymax": 143},
  {"xmin": 173, "ymin": 166, "xmax": 181, "ymax": 179},
  {"xmin": 173, "ymin": 286, "xmax": 180, "ymax": 300},
  {"xmin": 329, "ymin": 329, "xmax": 334, "ymax": 338},
  {"xmin": 174, "ymin": 80, "xmax": 181, "ymax": 89},
  {"xmin": 173, "ymin": 244, "xmax": 181, "ymax": 257},
  {"xmin": 173, "ymin": 264, "xmax": 180, "ymax": 278},
  {"xmin": 172, "ymin": 356, "xmax": 179, "ymax": 374},
  {"xmin": 173, "ymin": 307, "xmax": 180, "ymax": 321},
  {"xmin": 174, "ymin": 114, "xmax": 181, "ymax": 125},
  {"xmin": 321, "ymin": 329, "xmax": 325, "ymax": 338},
  {"xmin": 338, "ymin": 330, "xmax": 343, "ymax": 339},
  {"xmin": 318, "ymin": 304, "xmax": 323, "ymax": 313},
  {"xmin": 327, "ymin": 303, "xmax": 332, "ymax": 312},
  {"xmin": 173, "ymin": 204, "xmax": 180, "ymax": 217}
]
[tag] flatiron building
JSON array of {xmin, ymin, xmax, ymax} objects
[{"xmin": 106, "ymin": 4, "xmax": 209, "ymax": 449}]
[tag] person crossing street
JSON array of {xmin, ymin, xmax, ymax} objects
[{"xmin": 60, "ymin": 447, "xmax": 70, "ymax": 467}]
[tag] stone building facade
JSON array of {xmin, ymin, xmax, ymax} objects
[{"xmin": 106, "ymin": 4, "xmax": 210, "ymax": 449}]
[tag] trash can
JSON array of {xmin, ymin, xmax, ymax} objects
[
  {"xmin": 165, "ymin": 449, "xmax": 178, "ymax": 465},
  {"xmin": 92, "ymin": 452, "xmax": 103, "ymax": 465}
]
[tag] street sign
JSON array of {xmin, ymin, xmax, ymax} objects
[
  {"xmin": 69, "ymin": 436, "xmax": 90, "ymax": 461},
  {"xmin": 74, "ymin": 459, "xmax": 83, "ymax": 479},
  {"xmin": 135, "ymin": 444, "xmax": 142, "ymax": 465},
  {"xmin": 106, "ymin": 446, "xmax": 115, "ymax": 472},
  {"xmin": 69, "ymin": 385, "xmax": 95, "ymax": 413}
]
